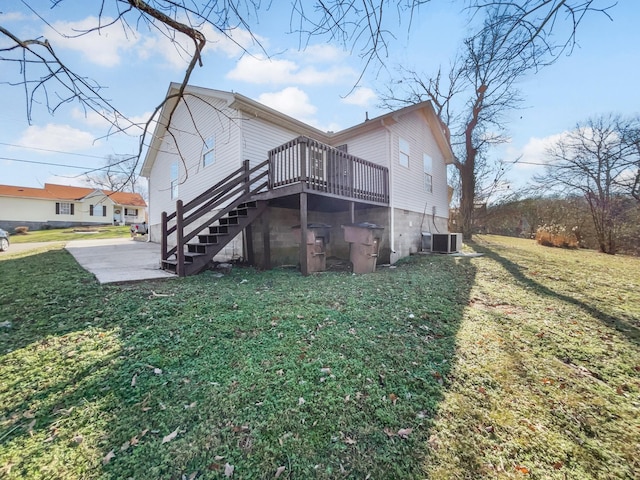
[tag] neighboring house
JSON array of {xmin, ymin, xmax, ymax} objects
[
  {"xmin": 0, "ymin": 183, "xmax": 147, "ymax": 231},
  {"xmin": 141, "ymin": 83, "xmax": 455, "ymax": 276}
]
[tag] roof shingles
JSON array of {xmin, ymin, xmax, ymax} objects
[{"xmin": 0, "ymin": 183, "xmax": 146, "ymax": 207}]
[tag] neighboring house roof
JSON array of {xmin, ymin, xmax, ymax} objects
[
  {"xmin": 141, "ymin": 83, "xmax": 455, "ymax": 177},
  {"xmin": 0, "ymin": 183, "xmax": 147, "ymax": 207}
]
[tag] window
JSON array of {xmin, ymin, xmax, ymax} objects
[
  {"xmin": 56, "ymin": 202, "xmax": 74, "ymax": 215},
  {"xmin": 170, "ymin": 162, "xmax": 179, "ymax": 199},
  {"xmin": 125, "ymin": 208, "xmax": 138, "ymax": 216},
  {"xmin": 89, "ymin": 205, "xmax": 107, "ymax": 216},
  {"xmin": 399, "ymin": 138, "xmax": 410, "ymax": 167},
  {"xmin": 423, "ymin": 153, "xmax": 433, "ymax": 193},
  {"xmin": 202, "ymin": 136, "xmax": 215, "ymax": 167}
]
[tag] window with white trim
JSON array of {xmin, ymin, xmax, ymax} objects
[
  {"xmin": 56, "ymin": 202, "xmax": 73, "ymax": 215},
  {"xmin": 170, "ymin": 162, "xmax": 179, "ymax": 199},
  {"xmin": 89, "ymin": 204, "xmax": 107, "ymax": 216},
  {"xmin": 399, "ymin": 138, "xmax": 410, "ymax": 167},
  {"xmin": 202, "ymin": 136, "xmax": 215, "ymax": 167},
  {"xmin": 125, "ymin": 208, "xmax": 138, "ymax": 216},
  {"xmin": 423, "ymin": 153, "xmax": 433, "ymax": 193}
]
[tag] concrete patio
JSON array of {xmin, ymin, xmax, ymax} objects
[{"xmin": 65, "ymin": 238, "xmax": 176, "ymax": 284}]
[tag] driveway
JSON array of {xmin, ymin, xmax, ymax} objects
[{"xmin": 65, "ymin": 238, "xmax": 176, "ymax": 284}]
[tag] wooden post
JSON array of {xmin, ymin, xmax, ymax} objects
[
  {"xmin": 245, "ymin": 225, "xmax": 254, "ymax": 265},
  {"xmin": 350, "ymin": 201, "xmax": 355, "ymax": 224},
  {"xmin": 243, "ymin": 159, "xmax": 250, "ymax": 195},
  {"xmin": 161, "ymin": 211, "xmax": 168, "ymax": 264},
  {"xmin": 262, "ymin": 207, "xmax": 271, "ymax": 270},
  {"xmin": 176, "ymin": 200, "xmax": 185, "ymax": 277},
  {"xmin": 299, "ymin": 192, "xmax": 309, "ymax": 276}
]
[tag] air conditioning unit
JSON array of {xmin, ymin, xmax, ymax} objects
[{"xmin": 431, "ymin": 233, "xmax": 463, "ymax": 253}]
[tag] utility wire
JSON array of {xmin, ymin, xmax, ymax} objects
[
  {"xmin": 0, "ymin": 156, "xmax": 113, "ymax": 174},
  {"xmin": 0, "ymin": 141, "xmax": 114, "ymax": 160}
]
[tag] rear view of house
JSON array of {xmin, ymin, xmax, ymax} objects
[
  {"xmin": 0, "ymin": 183, "xmax": 147, "ymax": 231},
  {"xmin": 141, "ymin": 84, "xmax": 454, "ymax": 275}
]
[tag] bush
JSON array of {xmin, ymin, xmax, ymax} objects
[
  {"xmin": 535, "ymin": 224, "xmax": 578, "ymax": 249},
  {"xmin": 14, "ymin": 226, "xmax": 29, "ymax": 235}
]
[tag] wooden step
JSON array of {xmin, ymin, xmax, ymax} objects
[
  {"xmin": 209, "ymin": 225, "xmax": 229, "ymax": 235},
  {"xmin": 219, "ymin": 217, "xmax": 239, "ymax": 226},
  {"xmin": 197, "ymin": 234, "xmax": 219, "ymax": 244}
]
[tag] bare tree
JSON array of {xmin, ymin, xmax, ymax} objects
[
  {"xmin": 535, "ymin": 114, "xmax": 639, "ymax": 254},
  {"xmin": 382, "ymin": 1, "xmax": 615, "ymax": 239},
  {"xmin": 84, "ymin": 155, "xmax": 143, "ymax": 194}
]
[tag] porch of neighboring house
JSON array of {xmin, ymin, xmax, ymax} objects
[{"xmin": 160, "ymin": 136, "xmax": 390, "ymax": 276}]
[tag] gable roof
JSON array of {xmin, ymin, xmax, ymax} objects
[
  {"xmin": 0, "ymin": 183, "xmax": 147, "ymax": 207},
  {"xmin": 141, "ymin": 83, "xmax": 454, "ymax": 177}
]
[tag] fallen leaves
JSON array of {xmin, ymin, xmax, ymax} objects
[
  {"xmin": 102, "ymin": 450, "xmax": 115, "ymax": 465},
  {"xmin": 274, "ymin": 465, "xmax": 286, "ymax": 478},
  {"xmin": 514, "ymin": 465, "xmax": 529, "ymax": 475},
  {"xmin": 224, "ymin": 462, "xmax": 235, "ymax": 477},
  {"xmin": 162, "ymin": 427, "xmax": 179, "ymax": 444},
  {"xmin": 385, "ymin": 427, "xmax": 413, "ymax": 439}
]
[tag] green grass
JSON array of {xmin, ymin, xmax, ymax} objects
[
  {"xmin": 8, "ymin": 225, "xmax": 131, "ymax": 244},
  {"xmin": 0, "ymin": 235, "xmax": 638, "ymax": 479}
]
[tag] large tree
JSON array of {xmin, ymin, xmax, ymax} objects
[
  {"xmin": 382, "ymin": 1, "xmax": 615, "ymax": 239},
  {"xmin": 536, "ymin": 114, "xmax": 640, "ymax": 254}
]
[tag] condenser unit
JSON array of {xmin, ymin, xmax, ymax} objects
[{"xmin": 431, "ymin": 233, "xmax": 463, "ymax": 253}]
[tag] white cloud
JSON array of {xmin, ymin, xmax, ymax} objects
[
  {"xmin": 341, "ymin": 87, "xmax": 377, "ymax": 107},
  {"xmin": 257, "ymin": 87, "xmax": 317, "ymax": 122},
  {"xmin": 0, "ymin": 12, "xmax": 27, "ymax": 22},
  {"xmin": 46, "ymin": 16, "xmax": 137, "ymax": 67},
  {"xmin": 517, "ymin": 132, "xmax": 569, "ymax": 168},
  {"xmin": 17, "ymin": 124, "xmax": 98, "ymax": 152},
  {"xmin": 227, "ymin": 54, "xmax": 356, "ymax": 85}
]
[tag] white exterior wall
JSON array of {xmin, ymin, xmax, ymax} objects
[
  {"xmin": 240, "ymin": 113, "xmax": 304, "ymax": 168},
  {"xmin": 147, "ymin": 95, "xmax": 242, "ymax": 227},
  {"xmin": 386, "ymin": 111, "xmax": 449, "ymax": 218},
  {"xmin": 0, "ymin": 197, "xmax": 60, "ymax": 222},
  {"xmin": 332, "ymin": 128, "xmax": 388, "ymax": 167}
]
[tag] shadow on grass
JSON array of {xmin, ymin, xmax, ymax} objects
[
  {"xmin": 469, "ymin": 241, "xmax": 640, "ymax": 345},
  {"xmin": 0, "ymin": 248, "xmax": 477, "ymax": 479}
]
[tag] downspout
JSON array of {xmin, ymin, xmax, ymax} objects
[{"xmin": 382, "ymin": 121, "xmax": 395, "ymax": 256}]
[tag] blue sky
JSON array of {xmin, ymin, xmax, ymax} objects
[{"xmin": 1, "ymin": 1, "xmax": 638, "ymax": 195}]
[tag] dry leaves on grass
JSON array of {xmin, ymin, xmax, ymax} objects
[
  {"xmin": 162, "ymin": 427, "xmax": 179, "ymax": 444},
  {"xmin": 224, "ymin": 462, "xmax": 235, "ymax": 477},
  {"xmin": 102, "ymin": 450, "xmax": 115, "ymax": 465},
  {"xmin": 274, "ymin": 466, "xmax": 286, "ymax": 478}
]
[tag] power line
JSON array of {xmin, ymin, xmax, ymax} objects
[
  {"xmin": 0, "ymin": 141, "xmax": 112, "ymax": 160},
  {"xmin": 0, "ymin": 156, "xmax": 110, "ymax": 173}
]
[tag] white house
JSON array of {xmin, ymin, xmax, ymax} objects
[
  {"xmin": 0, "ymin": 183, "xmax": 147, "ymax": 231},
  {"xmin": 141, "ymin": 83, "xmax": 454, "ymax": 275}
]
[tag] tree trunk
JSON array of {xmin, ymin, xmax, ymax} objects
[{"xmin": 459, "ymin": 162, "xmax": 476, "ymax": 240}]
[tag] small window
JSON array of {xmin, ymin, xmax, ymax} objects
[
  {"xmin": 56, "ymin": 202, "xmax": 73, "ymax": 215},
  {"xmin": 170, "ymin": 162, "xmax": 179, "ymax": 199},
  {"xmin": 202, "ymin": 136, "xmax": 215, "ymax": 167},
  {"xmin": 125, "ymin": 208, "xmax": 138, "ymax": 216},
  {"xmin": 399, "ymin": 138, "xmax": 410, "ymax": 168},
  {"xmin": 423, "ymin": 153, "xmax": 433, "ymax": 193},
  {"xmin": 90, "ymin": 204, "xmax": 106, "ymax": 216}
]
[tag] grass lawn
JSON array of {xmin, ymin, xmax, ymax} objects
[
  {"xmin": 8, "ymin": 225, "xmax": 131, "ymax": 244},
  {"xmin": 0, "ymin": 235, "xmax": 638, "ymax": 479}
]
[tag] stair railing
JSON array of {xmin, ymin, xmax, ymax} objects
[{"xmin": 161, "ymin": 159, "xmax": 269, "ymax": 275}]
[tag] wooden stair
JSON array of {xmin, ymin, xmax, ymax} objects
[{"xmin": 162, "ymin": 200, "xmax": 267, "ymax": 276}]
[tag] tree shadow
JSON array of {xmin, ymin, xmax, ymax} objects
[
  {"xmin": 0, "ymin": 247, "xmax": 477, "ymax": 478},
  {"xmin": 469, "ymin": 241, "xmax": 640, "ymax": 346}
]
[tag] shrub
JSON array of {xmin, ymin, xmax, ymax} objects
[
  {"xmin": 535, "ymin": 224, "xmax": 578, "ymax": 249},
  {"xmin": 14, "ymin": 226, "xmax": 29, "ymax": 235}
]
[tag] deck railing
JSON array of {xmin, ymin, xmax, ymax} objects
[{"xmin": 268, "ymin": 136, "xmax": 389, "ymax": 204}]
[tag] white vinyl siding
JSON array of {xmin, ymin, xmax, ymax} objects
[
  {"xmin": 170, "ymin": 162, "xmax": 179, "ymax": 199},
  {"xmin": 388, "ymin": 110, "xmax": 448, "ymax": 216}
]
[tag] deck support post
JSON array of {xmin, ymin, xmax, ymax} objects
[
  {"xmin": 161, "ymin": 211, "xmax": 168, "ymax": 264},
  {"xmin": 176, "ymin": 200, "xmax": 185, "ymax": 277},
  {"xmin": 350, "ymin": 201, "xmax": 355, "ymax": 223},
  {"xmin": 299, "ymin": 192, "xmax": 309, "ymax": 276},
  {"xmin": 262, "ymin": 207, "xmax": 271, "ymax": 270}
]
